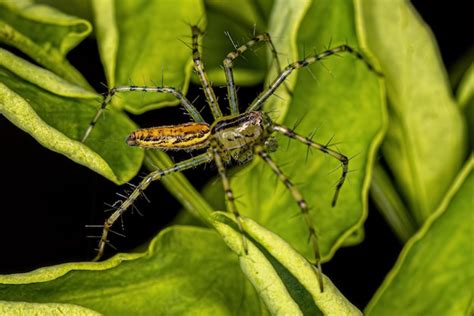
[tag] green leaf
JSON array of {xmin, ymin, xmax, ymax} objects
[
  {"xmin": 92, "ymin": 0, "xmax": 206, "ymax": 114},
  {"xmin": 0, "ymin": 0, "xmax": 93, "ymax": 89},
  {"xmin": 35, "ymin": 0, "xmax": 94, "ymax": 23},
  {"xmin": 0, "ymin": 48, "xmax": 142, "ymax": 184},
  {"xmin": 365, "ymin": 157, "xmax": 473, "ymax": 316},
  {"xmin": 0, "ymin": 301, "xmax": 101, "ymax": 316},
  {"xmin": 227, "ymin": 0, "xmax": 385, "ymax": 261},
  {"xmin": 0, "ymin": 226, "xmax": 263, "ymax": 315},
  {"xmin": 212, "ymin": 212, "xmax": 362, "ymax": 315},
  {"xmin": 355, "ymin": 0, "xmax": 468, "ymax": 224}
]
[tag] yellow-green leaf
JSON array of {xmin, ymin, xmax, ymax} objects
[
  {"xmin": 0, "ymin": 226, "xmax": 262, "ymax": 315},
  {"xmin": 92, "ymin": 0, "xmax": 206, "ymax": 114},
  {"xmin": 365, "ymin": 157, "xmax": 473, "ymax": 316},
  {"xmin": 200, "ymin": 0, "xmax": 270, "ymax": 86},
  {"xmin": 0, "ymin": 0, "xmax": 92, "ymax": 89},
  {"xmin": 355, "ymin": 0, "xmax": 468, "ymax": 224},
  {"xmin": 0, "ymin": 48, "xmax": 142, "ymax": 184},
  {"xmin": 213, "ymin": 212, "xmax": 362, "ymax": 315},
  {"xmin": 0, "ymin": 301, "xmax": 101, "ymax": 316}
]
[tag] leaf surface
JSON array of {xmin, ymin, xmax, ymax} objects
[
  {"xmin": 213, "ymin": 212, "xmax": 362, "ymax": 315},
  {"xmin": 0, "ymin": 301, "xmax": 101, "ymax": 316},
  {"xmin": 365, "ymin": 158, "xmax": 473, "ymax": 316},
  {"xmin": 92, "ymin": 0, "xmax": 206, "ymax": 114},
  {"xmin": 0, "ymin": 48, "xmax": 142, "ymax": 184},
  {"xmin": 0, "ymin": 0, "xmax": 92, "ymax": 88},
  {"xmin": 355, "ymin": 0, "xmax": 467, "ymax": 223},
  {"xmin": 0, "ymin": 226, "xmax": 262, "ymax": 316},
  {"xmin": 200, "ymin": 0, "xmax": 269, "ymax": 86}
]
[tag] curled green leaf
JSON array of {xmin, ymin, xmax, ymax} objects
[
  {"xmin": 0, "ymin": 0, "xmax": 93, "ymax": 88},
  {"xmin": 355, "ymin": 0, "xmax": 468, "ymax": 224},
  {"xmin": 365, "ymin": 157, "xmax": 473, "ymax": 316},
  {"xmin": 213, "ymin": 212, "xmax": 362, "ymax": 315},
  {"xmin": 0, "ymin": 48, "xmax": 142, "ymax": 184},
  {"xmin": 0, "ymin": 226, "xmax": 262, "ymax": 315}
]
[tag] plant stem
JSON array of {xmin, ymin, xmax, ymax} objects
[{"xmin": 370, "ymin": 162, "xmax": 417, "ymax": 242}]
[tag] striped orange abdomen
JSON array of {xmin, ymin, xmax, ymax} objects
[{"xmin": 126, "ymin": 122, "xmax": 211, "ymax": 150}]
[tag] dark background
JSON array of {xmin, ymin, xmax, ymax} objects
[{"xmin": 0, "ymin": 1, "xmax": 471, "ymax": 310}]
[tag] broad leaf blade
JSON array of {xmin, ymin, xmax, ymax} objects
[
  {"xmin": 230, "ymin": 0, "xmax": 385, "ymax": 261},
  {"xmin": 365, "ymin": 158, "xmax": 473, "ymax": 316},
  {"xmin": 0, "ymin": 227, "xmax": 263, "ymax": 315},
  {"xmin": 355, "ymin": 0, "xmax": 468, "ymax": 223},
  {"xmin": 213, "ymin": 212, "xmax": 362, "ymax": 315},
  {"xmin": 0, "ymin": 0, "xmax": 92, "ymax": 89},
  {"xmin": 0, "ymin": 48, "xmax": 142, "ymax": 184},
  {"xmin": 92, "ymin": 0, "xmax": 206, "ymax": 114}
]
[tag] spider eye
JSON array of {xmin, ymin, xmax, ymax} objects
[{"xmin": 125, "ymin": 133, "xmax": 137, "ymax": 146}]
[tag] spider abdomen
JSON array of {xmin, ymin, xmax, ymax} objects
[{"xmin": 126, "ymin": 122, "xmax": 211, "ymax": 150}]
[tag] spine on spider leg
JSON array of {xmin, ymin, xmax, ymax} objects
[
  {"xmin": 255, "ymin": 147, "xmax": 324, "ymax": 291},
  {"xmin": 338, "ymin": 45, "xmax": 383, "ymax": 76},
  {"xmin": 221, "ymin": 31, "xmax": 292, "ymax": 114},
  {"xmin": 293, "ymin": 44, "xmax": 382, "ymax": 76},
  {"xmin": 91, "ymin": 152, "xmax": 212, "ymax": 261},
  {"xmin": 190, "ymin": 25, "xmax": 222, "ymax": 119},
  {"xmin": 211, "ymin": 146, "xmax": 248, "ymax": 254},
  {"xmin": 247, "ymin": 44, "xmax": 381, "ymax": 112},
  {"xmin": 81, "ymin": 88, "xmax": 116, "ymax": 143},
  {"xmin": 270, "ymin": 124, "xmax": 349, "ymax": 207},
  {"xmin": 222, "ymin": 32, "xmax": 278, "ymax": 114},
  {"xmin": 81, "ymin": 84, "xmax": 206, "ymax": 143},
  {"xmin": 92, "ymin": 170, "xmax": 161, "ymax": 261}
]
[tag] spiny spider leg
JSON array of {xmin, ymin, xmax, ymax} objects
[
  {"xmin": 254, "ymin": 145, "xmax": 324, "ymax": 292},
  {"xmin": 92, "ymin": 152, "xmax": 212, "ymax": 261},
  {"xmin": 191, "ymin": 25, "xmax": 222, "ymax": 119},
  {"xmin": 81, "ymin": 86, "xmax": 204, "ymax": 143},
  {"xmin": 247, "ymin": 44, "xmax": 382, "ymax": 112},
  {"xmin": 211, "ymin": 145, "xmax": 248, "ymax": 254},
  {"xmin": 223, "ymin": 32, "xmax": 286, "ymax": 115},
  {"xmin": 270, "ymin": 124, "xmax": 348, "ymax": 207}
]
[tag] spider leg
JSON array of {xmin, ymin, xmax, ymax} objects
[
  {"xmin": 91, "ymin": 152, "xmax": 212, "ymax": 261},
  {"xmin": 247, "ymin": 44, "xmax": 382, "ymax": 112},
  {"xmin": 270, "ymin": 124, "xmax": 348, "ymax": 207},
  {"xmin": 81, "ymin": 86, "xmax": 204, "ymax": 143},
  {"xmin": 254, "ymin": 145, "xmax": 324, "ymax": 292},
  {"xmin": 211, "ymin": 145, "xmax": 248, "ymax": 255},
  {"xmin": 223, "ymin": 32, "xmax": 286, "ymax": 115},
  {"xmin": 191, "ymin": 25, "xmax": 222, "ymax": 119}
]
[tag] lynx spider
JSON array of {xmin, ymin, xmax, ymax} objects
[{"xmin": 83, "ymin": 25, "xmax": 380, "ymax": 291}]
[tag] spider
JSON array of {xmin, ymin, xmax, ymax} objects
[{"xmin": 82, "ymin": 25, "xmax": 379, "ymax": 290}]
